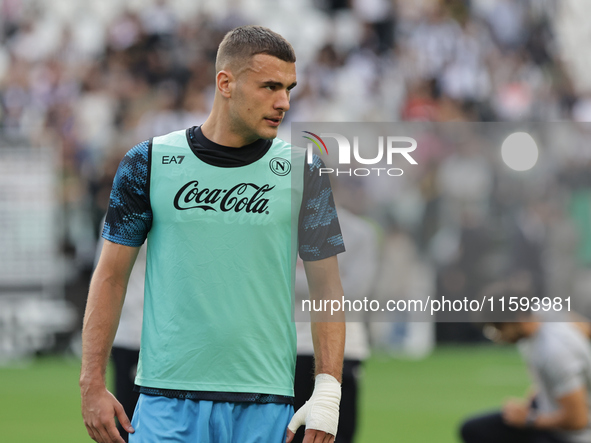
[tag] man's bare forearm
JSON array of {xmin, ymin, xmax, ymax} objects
[
  {"xmin": 80, "ymin": 241, "xmax": 139, "ymax": 389},
  {"xmin": 533, "ymin": 411, "xmax": 588, "ymax": 431},
  {"xmin": 305, "ymin": 256, "xmax": 346, "ymax": 382},
  {"xmin": 531, "ymin": 387, "xmax": 588, "ymax": 431},
  {"xmin": 311, "ymin": 321, "xmax": 345, "ymax": 382},
  {"xmin": 80, "ymin": 273, "xmax": 127, "ymax": 388}
]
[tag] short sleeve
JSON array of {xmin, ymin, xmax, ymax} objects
[
  {"xmin": 542, "ymin": 347, "xmax": 585, "ymax": 398},
  {"xmin": 102, "ymin": 140, "xmax": 153, "ymax": 247},
  {"xmin": 298, "ymin": 154, "xmax": 346, "ymax": 261}
]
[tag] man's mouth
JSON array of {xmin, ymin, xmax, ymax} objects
[{"xmin": 264, "ymin": 116, "xmax": 282, "ymax": 127}]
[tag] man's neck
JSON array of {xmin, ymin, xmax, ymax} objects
[{"xmin": 201, "ymin": 111, "xmax": 257, "ymax": 148}]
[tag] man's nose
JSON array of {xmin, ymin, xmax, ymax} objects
[{"xmin": 274, "ymin": 90, "xmax": 290, "ymax": 112}]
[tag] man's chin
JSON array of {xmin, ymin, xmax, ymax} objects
[{"xmin": 258, "ymin": 127, "xmax": 279, "ymax": 140}]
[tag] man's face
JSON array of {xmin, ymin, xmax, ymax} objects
[{"xmin": 228, "ymin": 53, "xmax": 297, "ymax": 143}]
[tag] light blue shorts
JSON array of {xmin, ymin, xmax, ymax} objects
[{"xmin": 129, "ymin": 394, "xmax": 294, "ymax": 443}]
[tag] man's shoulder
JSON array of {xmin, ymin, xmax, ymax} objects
[
  {"xmin": 530, "ymin": 323, "xmax": 590, "ymax": 368},
  {"xmin": 152, "ymin": 129, "xmax": 188, "ymax": 147},
  {"xmin": 118, "ymin": 140, "xmax": 151, "ymax": 175}
]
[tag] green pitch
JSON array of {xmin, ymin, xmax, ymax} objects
[
  {"xmin": 356, "ymin": 346, "xmax": 529, "ymax": 442},
  {"xmin": 0, "ymin": 345, "xmax": 528, "ymax": 442}
]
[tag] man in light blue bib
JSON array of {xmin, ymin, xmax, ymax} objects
[{"xmin": 80, "ymin": 25, "xmax": 346, "ymax": 443}]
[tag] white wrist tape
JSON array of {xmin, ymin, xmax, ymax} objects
[{"xmin": 288, "ymin": 373, "xmax": 341, "ymax": 436}]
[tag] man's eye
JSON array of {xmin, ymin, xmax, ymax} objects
[{"xmin": 265, "ymin": 85, "xmax": 276, "ymax": 91}]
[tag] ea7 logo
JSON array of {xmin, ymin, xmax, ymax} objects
[
  {"xmin": 304, "ymin": 133, "xmax": 417, "ymax": 165},
  {"xmin": 162, "ymin": 155, "xmax": 185, "ymax": 164}
]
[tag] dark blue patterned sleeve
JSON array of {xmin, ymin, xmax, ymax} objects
[
  {"xmin": 102, "ymin": 140, "xmax": 152, "ymax": 247},
  {"xmin": 298, "ymin": 154, "xmax": 345, "ymax": 261}
]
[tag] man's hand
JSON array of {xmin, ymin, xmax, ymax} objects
[
  {"xmin": 502, "ymin": 398, "xmax": 531, "ymax": 428},
  {"xmin": 286, "ymin": 374, "xmax": 341, "ymax": 443},
  {"xmin": 286, "ymin": 428, "xmax": 333, "ymax": 443},
  {"xmin": 81, "ymin": 384, "xmax": 134, "ymax": 443}
]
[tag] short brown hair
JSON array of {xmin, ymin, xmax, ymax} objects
[{"xmin": 215, "ymin": 25, "xmax": 296, "ymax": 72}]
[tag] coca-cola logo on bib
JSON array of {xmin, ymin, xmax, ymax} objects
[{"xmin": 173, "ymin": 180, "xmax": 274, "ymax": 214}]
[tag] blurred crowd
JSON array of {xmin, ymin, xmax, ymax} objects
[{"xmin": 1, "ymin": 0, "xmax": 591, "ymax": 343}]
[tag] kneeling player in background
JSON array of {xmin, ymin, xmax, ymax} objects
[{"xmin": 460, "ymin": 284, "xmax": 591, "ymax": 443}]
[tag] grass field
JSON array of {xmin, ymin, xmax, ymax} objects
[{"xmin": 0, "ymin": 345, "xmax": 529, "ymax": 442}]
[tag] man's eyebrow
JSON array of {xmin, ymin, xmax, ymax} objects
[{"xmin": 261, "ymin": 80, "xmax": 298, "ymax": 90}]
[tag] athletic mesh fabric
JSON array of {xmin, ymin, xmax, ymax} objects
[
  {"xmin": 103, "ymin": 141, "xmax": 152, "ymax": 247},
  {"xmin": 298, "ymin": 155, "xmax": 344, "ymax": 261}
]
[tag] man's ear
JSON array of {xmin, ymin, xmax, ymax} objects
[{"xmin": 216, "ymin": 70, "xmax": 233, "ymax": 98}]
